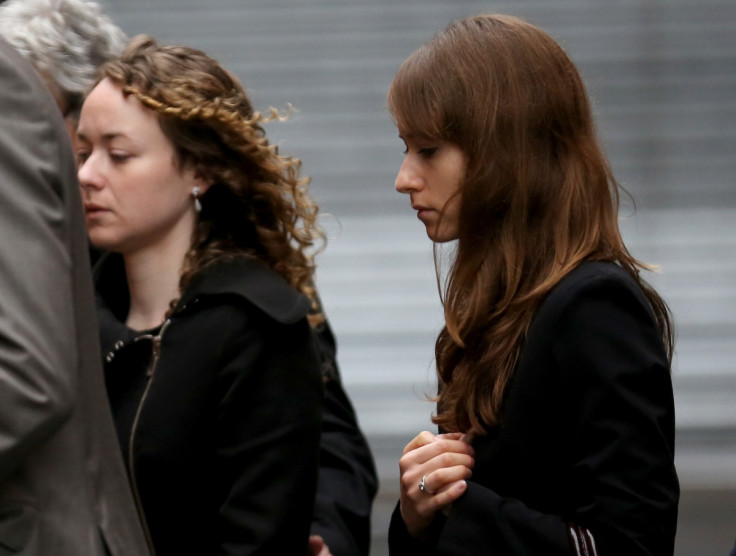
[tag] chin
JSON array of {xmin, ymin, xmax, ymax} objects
[
  {"xmin": 88, "ymin": 234, "xmax": 119, "ymax": 253},
  {"xmin": 426, "ymin": 229, "xmax": 458, "ymax": 243}
]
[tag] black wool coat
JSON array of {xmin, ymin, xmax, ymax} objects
[
  {"xmin": 389, "ymin": 261, "xmax": 679, "ymax": 556},
  {"xmin": 94, "ymin": 253, "xmax": 323, "ymax": 555},
  {"xmin": 310, "ymin": 319, "xmax": 378, "ymax": 556}
]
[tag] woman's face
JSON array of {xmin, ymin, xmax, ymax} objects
[
  {"xmin": 76, "ymin": 78, "xmax": 202, "ymax": 255},
  {"xmin": 395, "ymin": 133, "xmax": 466, "ymax": 243}
]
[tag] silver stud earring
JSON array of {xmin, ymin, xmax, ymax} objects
[{"xmin": 192, "ymin": 186, "xmax": 202, "ymax": 213}]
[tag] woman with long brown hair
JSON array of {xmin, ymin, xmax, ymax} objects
[
  {"xmin": 388, "ymin": 14, "xmax": 678, "ymax": 555},
  {"xmin": 75, "ymin": 35, "xmax": 324, "ymax": 554}
]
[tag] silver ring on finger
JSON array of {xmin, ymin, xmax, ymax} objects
[{"xmin": 418, "ymin": 474, "xmax": 434, "ymax": 494}]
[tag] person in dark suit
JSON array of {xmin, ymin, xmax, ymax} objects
[
  {"xmin": 0, "ymin": 36, "xmax": 149, "ymax": 555},
  {"xmin": 386, "ymin": 14, "xmax": 678, "ymax": 555}
]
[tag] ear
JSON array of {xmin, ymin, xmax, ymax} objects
[
  {"xmin": 195, "ymin": 177, "xmax": 212, "ymax": 195},
  {"xmin": 188, "ymin": 166, "xmax": 212, "ymax": 195}
]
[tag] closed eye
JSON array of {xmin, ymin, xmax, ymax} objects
[{"xmin": 110, "ymin": 151, "xmax": 132, "ymax": 163}]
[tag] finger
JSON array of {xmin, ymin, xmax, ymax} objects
[
  {"xmin": 402, "ymin": 430, "xmax": 437, "ymax": 454},
  {"xmin": 307, "ymin": 536, "xmax": 324, "ymax": 556},
  {"xmin": 399, "ymin": 452, "xmax": 473, "ymax": 498},
  {"xmin": 400, "ymin": 438, "xmax": 475, "ymax": 471},
  {"xmin": 428, "ymin": 478, "xmax": 469, "ymax": 506},
  {"xmin": 403, "ymin": 431, "xmax": 469, "ymax": 455},
  {"xmin": 430, "ymin": 436, "xmax": 475, "ymax": 457},
  {"xmin": 459, "ymin": 432, "xmax": 475, "ymax": 445},
  {"xmin": 408, "ymin": 478, "xmax": 469, "ymax": 518},
  {"xmin": 421, "ymin": 464, "xmax": 473, "ymax": 494},
  {"xmin": 407, "ymin": 436, "xmax": 475, "ymax": 463},
  {"xmin": 434, "ymin": 432, "xmax": 465, "ymax": 441},
  {"xmin": 426, "ymin": 448, "xmax": 475, "ymax": 470}
]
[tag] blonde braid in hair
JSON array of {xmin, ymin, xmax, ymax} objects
[{"xmin": 119, "ymin": 82, "xmax": 324, "ymax": 324}]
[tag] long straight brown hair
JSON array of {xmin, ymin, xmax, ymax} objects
[{"xmin": 388, "ymin": 14, "xmax": 673, "ymax": 433}]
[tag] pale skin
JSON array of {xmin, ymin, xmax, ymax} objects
[
  {"xmin": 307, "ymin": 535, "xmax": 332, "ymax": 556},
  {"xmin": 76, "ymin": 78, "xmax": 208, "ymax": 331},
  {"xmin": 395, "ymin": 133, "xmax": 476, "ymax": 538},
  {"xmin": 398, "ymin": 432, "xmax": 475, "ymax": 539},
  {"xmin": 394, "ymin": 134, "xmax": 465, "ymax": 243}
]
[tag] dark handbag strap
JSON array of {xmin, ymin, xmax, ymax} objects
[{"xmin": 567, "ymin": 523, "xmax": 599, "ymax": 556}]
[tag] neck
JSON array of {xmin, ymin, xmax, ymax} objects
[{"xmin": 122, "ymin": 233, "xmax": 192, "ymax": 332}]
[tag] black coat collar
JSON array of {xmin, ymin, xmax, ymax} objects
[{"xmin": 93, "ymin": 251, "xmax": 311, "ymax": 326}]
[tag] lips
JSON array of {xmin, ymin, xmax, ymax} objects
[
  {"xmin": 412, "ymin": 203, "xmax": 433, "ymax": 217},
  {"xmin": 83, "ymin": 202, "xmax": 108, "ymax": 216}
]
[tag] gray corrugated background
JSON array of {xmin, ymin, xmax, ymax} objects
[{"xmin": 100, "ymin": 1, "xmax": 736, "ymax": 554}]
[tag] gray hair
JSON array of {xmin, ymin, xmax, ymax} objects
[{"xmin": 0, "ymin": 0, "xmax": 127, "ymax": 116}]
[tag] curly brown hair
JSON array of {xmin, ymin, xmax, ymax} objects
[{"xmin": 96, "ymin": 35, "xmax": 324, "ymax": 320}]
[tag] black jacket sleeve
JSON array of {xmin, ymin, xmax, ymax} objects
[
  {"xmin": 214, "ymin": 308, "xmax": 323, "ymax": 555},
  {"xmin": 310, "ymin": 320, "xmax": 378, "ymax": 556}
]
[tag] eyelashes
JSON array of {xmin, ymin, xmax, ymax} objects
[
  {"xmin": 75, "ymin": 150, "xmax": 132, "ymax": 167},
  {"xmin": 401, "ymin": 146, "xmax": 439, "ymax": 157}
]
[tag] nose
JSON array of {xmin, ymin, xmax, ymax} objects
[
  {"xmin": 395, "ymin": 156, "xmax": 422, "ymax": 195},
  {"xmin": 77, "ymin": 153, "xmax": 104, "ymax": 193}
]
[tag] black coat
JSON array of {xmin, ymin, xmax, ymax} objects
[
  {"xmin": 389, "ymin": 261, "xmax": 679, "ymax": 556},
  {"xmin": 311, "ymin": 320, "xmax": 378, "ymax": 556},
  {"xmin": 94, "ymin": 253, "xmax": 323, "ymax": 555}
]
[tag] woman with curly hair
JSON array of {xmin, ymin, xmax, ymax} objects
[
  {"xmin": 75, "ymin": 35, "xmax": 324, "ymax": 555},
  {"xmin": 387, "ymin": 14, "xmax": 678, "ymax": 556}
]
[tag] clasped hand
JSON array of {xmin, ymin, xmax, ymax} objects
[{"xmin": 398, "ymin": 431, "xmax": 475, "ymax": 539}]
